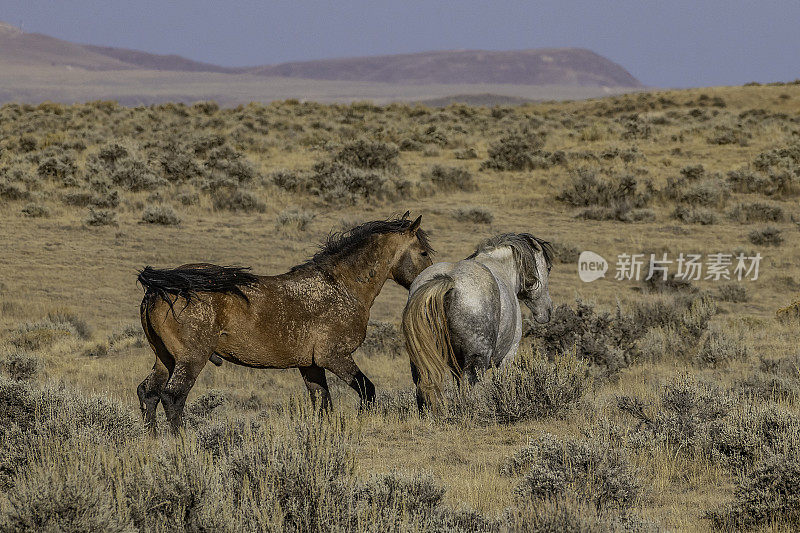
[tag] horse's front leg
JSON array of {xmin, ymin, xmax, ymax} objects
[{"xmin": 325, "ymin": 354, "xmax": 375, "ymax": 408}]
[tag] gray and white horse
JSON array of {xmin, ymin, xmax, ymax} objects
[{"xmin": 401, "ymin": 233, "xmax": 553, "ymax": 410}]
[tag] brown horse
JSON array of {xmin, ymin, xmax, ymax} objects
[{"xmin": 137, "ymin": 213, "xmax": 433, "ymax": 433}]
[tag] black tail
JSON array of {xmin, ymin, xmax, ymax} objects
[{"xmin": 138, "ymin": 265, "xmax": 259, "ymax": 311}]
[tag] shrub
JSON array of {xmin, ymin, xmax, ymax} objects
[
  {"xmin": 748, "ymin": 226, "xmax": 783, "ymax": 246},
  {"xmin": 20, "ymin": 203, "xmax": 49, "ymax": 218},
  {"xmin": 718, "ymin": 283, "xmax": 747, "ymax": 302},
  {"xmin": 480, "ymin": 134, "xmax": 547, "ymax": 171},
  {"xmin": 358, "ymin": 321, "xmax": 404, "ymax": 358},
  {"xmin": 707, "ymin": 126, "xmax": 750, "ymax": 146},
  {"xmin": 753, "ymin": 142, "xmax": 800, "ymax": 175},
  {"xmin": 525, "ymin": 299, "xmax": 645, "ymax": 377},
  {"xmin": 482, "ymin": 350, "xmax": 589, "ymax": 424},
  {"xmin": 9, "ymin": 320, "xmax": 76, "ymax": 350},
  {"xmin": 679, "ymin": 179, "xmax": 729, "ymax": 207},
  {"xmin": 735, "ymin": 372, "xmax": 800, "ymax": 404},
  {"xmin": 727, "ymin": 168, "xmax": 800, "ymax": 197},
  {"xmin": 81, "ymin": 342, "xmax": 109, "ymax": 358},
  {"xmin": 452, "ymin": 207, "xmax": 493, "ymax": 224},
  {"xmin": 708, "ymin": 452, "xmax": 800, "ymax": 530},
  {"xmin": 159, "ymin": 149, "xmax": 205, "ymax": 183},
  {"xmin": 306, "ymin": 161, "xmax": 407, "ymax": 204},
  {"xmin": 0, "ymin": 351, "xmax": 39, "ymax": 381},
  {"xmin": 204, "ymin": 145, "xmax": 258, "ymax": 184},
  {"xmin": 84, "ymin": 208, "xmax": 117, "ymax": 227},
  {"xmin": 276, "ymin": 208, "xmax": 315, "ymax": 232},
  {"xmin": 557, "ymin": 169, "xmax": 652, "ymax": 209},
  {"xmin": 186, "ymin": 389, "xmax": 229, "ymax": 422},
  {"xmin": 140, "ymin": 205, "xmax": 181, "ymax": 226},
  {"xmin": 454, "ymin": 147, "xmax": 478, "ymax": 159},
  {"xmin": 223, "ymin": 409, "xmax": 357, "ymax": 531},
  {"xmin": 37, "ymin": 154, "xmax": 78, "ymax": 186},
  {"xmin": 550, "ymin": 241, "xmax": 580, "ymax": 264},
  {"xmin": 693, "ymin": 326, "xmax": 748, "ymax": 368},
  {"xmin": 270, "ymin": 168, "xmax": 304, "ymax": 191},
  {"xmin": 578, "ymin": 205, "xmax": 655, "ymax": 223},
  {"xmin": 0, "ymin": 179, "xmax": 31, "ymax": 201},
  {"xmin": 398, "ymin": 138, "xmax": 423, "ymax": 151},
  {"xmin": 111, "ymin": 158, "xmax": 165, "ymax": 191},
  {"xmin": 422, "ymin": 165, "xmax": 477, "ymax": 192},
  {"xmin": 501, "ymin": 433, "xmax": 642, "ymax": 512},
  {"xmin": 212, "ymin": 188, "xmax": 266, "ymax": 213},
  {"xmin": 680, "ymin": 164, "xmax": 706, "ymax": 180},
  {"xmin": 3, "ymin": 452, "xmax": 130, "ymax": 533},
  {"xmin": 728, "ymin": 202, "xmax": 785, "ymax": 223},
  {"xmin": 671, "ymin": 205, "xmax": 717, "ymax": 225},
  {"xmin": 334, "ymin": 139, "xmax": 399, "ymax": 172}
]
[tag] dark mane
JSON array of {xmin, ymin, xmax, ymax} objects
[
  {"xmin": 291, "ymin": 214, "xmax": 434, "ymax": 271},
  {"xmin": 468, "ymin": 233, "xmax": 554, "ymax": 287},
  {"xmin": 138, "ymin": 264, "xmax": 259, "ymax": 313}
]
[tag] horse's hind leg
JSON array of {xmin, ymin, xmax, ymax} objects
[
  {"xmin": 409, "ymin": 361, "xmax": 427, "ymax": 413},
  {"xmin": 137, "ymin": 356, "xmax": 169, "ymax": 434},
  {"xmin": 299, "ymin": 364, "xmax": 331, "ymax": 410},
  {"xmin": 161, "ymin": 357, "xmax": 209, "ymax": 433}
]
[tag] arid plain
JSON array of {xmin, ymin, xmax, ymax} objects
[{"xmin": 1, "ymin": 83, "xmax": 800, "ymax": 531}]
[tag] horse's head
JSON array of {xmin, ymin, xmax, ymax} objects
[
  {"xmin": 390, "ymin": 214, "xmax": 434, "ymax": 289},
  {"xmin": 515, "ymin": 234, "xmax": 554, "ymax": 324}
]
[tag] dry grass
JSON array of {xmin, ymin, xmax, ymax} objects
[{"xmin": 1, "ymin": 82, "xmax": 800, "ymax": 531}]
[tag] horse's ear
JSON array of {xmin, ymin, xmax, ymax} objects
[
  {"xmin": 409, "ymin": 215, "xmax": 422, "ymax": 233},
  {"xmin": 522, "ymin": 233, "xmax": 542, "ymax": 252},
  {"xmin": 402, "ymin": 210, "xmax": 410, "ymax": 220}
]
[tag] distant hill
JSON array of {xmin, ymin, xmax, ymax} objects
[
  {"xmin": 0, "ymin": 21, "xmax": 132, "ymax": 70},
  {"xmin": 82, "ymin": 45, "xmax": 243, "ymax": 73},
  {"xmin": 0, "ymin": 22, "xmax": 641, "ymax": 87},
  {"xmin": 0, "ymin": 22, "xmax": 243, "ymax": 73},
  {"xmin": 248, "ymin": 49, "xmax": 642, "ymax": 87},
  {"xmin": 0, "ymin": 21, "xmax": 646, "ymax": 105}
]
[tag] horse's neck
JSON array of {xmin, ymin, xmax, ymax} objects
[
  {"xmin": 327, "ymin": 237, "xmax": 395, "ymax": 310},
  {"xmin": 473, "ymin": 248, "xmax": 521, "ymax": 294}
]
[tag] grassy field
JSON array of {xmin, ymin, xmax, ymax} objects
[{"xmin": 1, "ymin": 82, "xmax": 800, "ymax": 531}]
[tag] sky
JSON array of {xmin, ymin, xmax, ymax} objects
[{"xmin": 2, "ymin": 0, "xmax": 798, "ymax": 88}]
